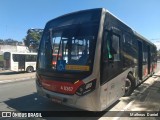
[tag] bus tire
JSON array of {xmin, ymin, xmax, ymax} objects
[
  {"xmin": 124, "ymin": 73, "xmax": 135, "ymax": 96},
  {"xmin": 26, "ymin": 66, "xmax": 34, "ymax": 73}
]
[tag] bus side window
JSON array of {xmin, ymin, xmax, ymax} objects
[
  {"xmin": 103, "ymin": 31, "xmax": 113, "ymax": 61},
  {"xmin": 103, "ymin": 31, "xmax": 120, "ymax": 62},
  {"xmin": 26, "ymin": 55, "xmax": 37, "ymax": 62},
  {"xmin": 111, "ymin": 34, "xmax": 120, "ymax": 61},
  {"xmin": 13, "ymin": 54, "xmax": 18, "ymax": 62},
  {"xmin": 106, "ymin": 33, "xmax": 113, "ymax": 60}
]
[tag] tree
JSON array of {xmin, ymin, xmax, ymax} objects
[
  {"xmin": 23, "ymin": 28, "xmax": 43, "ymax": 52},
  {"xmin": 0, "ymin": 39, "xmax": 4, "ymax": 45}
]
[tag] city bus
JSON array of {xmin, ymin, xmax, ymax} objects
[
  {"xmin": 36, "ymin": 8, "xmax": 157, "ymax": 111},
  {"xmin": 3, "ymin": 52, "xmax": 37, "ymax": 72}
]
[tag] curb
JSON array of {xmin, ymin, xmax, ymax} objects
[{"xmin": 0, "ymin": 77, "xmax": 36, "ymax": 84}]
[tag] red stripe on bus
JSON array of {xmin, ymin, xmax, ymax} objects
[
  {"xmin": 41, "ymin": 78, "xmax": 84, "ymax": 95},
  {"xmin": 143, "ymin": 68, "xmax": 147, "ymax": 76}
]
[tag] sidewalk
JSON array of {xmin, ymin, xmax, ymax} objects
[
  {"xmin": 130, "ymin": 75, "xmax": 160, "ymax": 111},
  {"xmin": 118, "ymin": 72, "xmax": 160, "ymax": 119}
]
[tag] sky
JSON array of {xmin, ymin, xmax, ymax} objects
[{"xmin": 0, "ymin": 0, "xmax": 160, "ymax": 45}]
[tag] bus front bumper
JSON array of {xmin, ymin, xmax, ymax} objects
[{"xmin": 36, "ymin": 81, "xmax": 100, "ymax": 111}]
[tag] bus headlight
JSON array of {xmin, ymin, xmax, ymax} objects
[{"xmin": 76, "ymin": 79, "xmax": 96, "ymax": 96}]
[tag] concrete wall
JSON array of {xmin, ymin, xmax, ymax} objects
[{"xmin": 0, "ymin": 45, "xmax": 30, "ymax": 55}]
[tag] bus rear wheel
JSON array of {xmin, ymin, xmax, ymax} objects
[
  {"xmin": 124, "ymin": 73, "xmax": 135, "ymax": 96},
  {"xmin": 26, "ymin": 66, "xmax": 34, "ymax": 73}
]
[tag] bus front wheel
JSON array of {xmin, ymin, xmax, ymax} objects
[
  {"xmin": 124, "ymin": 73, "xmax": 135, "ymax": 96},
  {"xmin": 26, "ymin": 66, "xmax": 34, "ymax": 73}
]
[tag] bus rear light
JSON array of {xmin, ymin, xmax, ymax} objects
[{"xmin": 76, "ymin": 79, "xmax": 96, "ymax": 96}]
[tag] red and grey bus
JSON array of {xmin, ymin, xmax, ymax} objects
[{"xmin": 36, "ymin": 8, "xmax": 157, "ymax": 111}]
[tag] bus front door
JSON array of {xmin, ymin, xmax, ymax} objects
[
  {"xmin": 147, "ymin": 45, "xmax": 151, "ymax": 75},
  {"xmin": 138, "ymin": 41, "xmax": 143, "ymax": 80},
  {"xmin": 18, "ymin": 55, "xmax": 25, "ymax": 70}
]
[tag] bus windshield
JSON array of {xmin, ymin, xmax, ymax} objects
[
  {"xmin": 38, "ymin": 23, "xmax": 99, "ymax": 72},
  {"xmin": 37, "ymin": 10, "xmax": 101, "ymax": 73}
]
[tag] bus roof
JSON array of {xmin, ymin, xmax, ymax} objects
[
  {"xmin": 133, "ymin": 31, "xmax": 156, "ymax": 47},
  {"xmin": 46, "ymin": 8, "xmax": 103, "ymax": 27}
]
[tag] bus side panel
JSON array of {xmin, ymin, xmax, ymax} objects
[
  {"xmin": 10, "ymin": 54, "xmax": 19, "ymax": 71},
  {"xmin": 100, "ymin": 69, "xmax": 129, "ymax": 110},
  {"xmin": 25, "ymin": 62, "xmax": 36, "ymax": 71},
  {"xmin": 100, "ymin": 13, "xmax": 133, "ymax": 110},
  {"xmin": 11, "ymin": 62, "xmax": 18, "ymax": 71}
]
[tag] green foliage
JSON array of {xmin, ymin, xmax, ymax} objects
[
  {"xmin": 0, "ymin": 55, "xmax": 4, "ymax": 61},
  {"xmin": 23, "ymin": 29, "xmax": 43, "ymax": 52},
  {"xmin": 27, "ymin": 32, "xmax": 41, "ymax": 42},
  {"xmin": 158, "ymin": 49, "xmax": 160, "ymax": 55},
  {"xmin": 0, "ymin": 55, "xmax": 4, "ymax": 68}
]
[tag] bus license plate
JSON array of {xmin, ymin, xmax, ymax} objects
[{"xmin": 51, "ymin": 97, "xmax": 62, "ymax": 104}]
